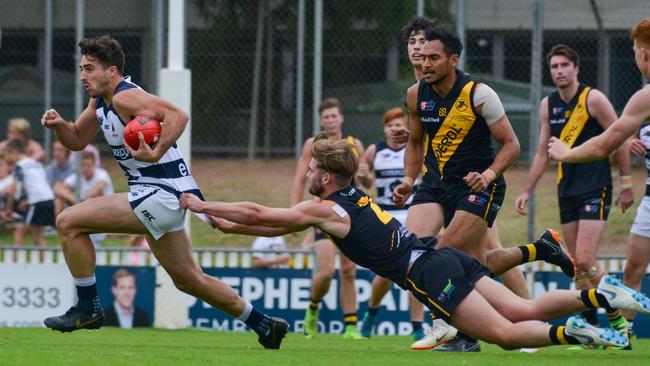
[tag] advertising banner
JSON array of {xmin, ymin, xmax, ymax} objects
[
  {"xmin": 0, "ymin": 264, "xmax": 74, "ymax": 327},
  {"xmin": 189, "ymin": 268, "xmax": 650, "ymax": 337}
]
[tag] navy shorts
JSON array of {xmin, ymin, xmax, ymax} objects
[
  {"xmin": 405, "ymin": 247, "xmax": 491, "ymax": 322},
  {"xmin": 313, "ymin": 227, "xmax": 328, "ymax": 241},
  {"xmin": 411, "ymin": 174, "xmax": 505, "ymax": 228},
  {"xmin": 25, "ymin": 200, "xmax": 55, "ymax": 227},
  {"xmin": 558, "ymin": 186, "xmax": 612, "ymax": 224}
]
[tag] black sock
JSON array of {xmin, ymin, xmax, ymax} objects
[
  {"xmin": 582, "ymin": 309, "xmax": 599, "ymax": 326},
  {"xmin": 243, "ymin": 307, "xmax": 273, "ymax": 337},
  {"xmin": 368, "ymin": 307, "xmax": 379, "ymax": 317},
  {"xmin": 344, "ymin": 313, "xmax": 357, "ymax": 327},
  {"xmin": 76, "ymin": 284, "xmax": 101, "ymax": 315},
  {"xmin": 411, "ymin": 321, "xmax": 423, "ymax": 332},
  {"xmin": 549, "ymin": 325, "xmax": 581, "ymax": 344},
  {"xmin": 580, "ymin": 288, "xmax": 614, "ymax": 312},
  {"xmin": 518, "ymin": 243, "xmax": 536, "ymax": 264},
  {"xmin": 309, "ymin": 298, "xmax": 320, "ymax": 311}
]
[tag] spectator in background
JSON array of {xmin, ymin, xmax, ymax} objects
[
  {"xmin": 0, "ymin": 157, "xmax": 16, "ymax": 229},
  {"xmin": 46, "ymin": 141, "xmax": 75, "ymax": 187},
  {"xmin": 70, "ymin": 143, "xmax": 102, "ymax": 168},
  {"xmin": 251, "ymin": 236, "xmax": 291, "ymax": 268},
  {"xmin": 104, "ymin": 268, "xmax": 150, "ymax": 328},
  {"xmin": 53, "ymin": 151, "xmax": 113, "ymax": 247},
  {"xmin": 0, "ymin": 117, "xmax": 46, "ymax": 162},
  {"xmin": 2, "ymin": 139, "xmax": 55, "ymax": 254}
]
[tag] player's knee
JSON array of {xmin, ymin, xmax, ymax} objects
[
  {"xmin": 340, "ymin": 265, "xmax": 356, "ymax": 281},
  {"xmin": 171, "ymin": 272, "xmax": 203, "ymax": 295},
  {"xmin": 55, "ymin": 208, "xmax": 77, "ymax": 234},
  {"xmin": 493, "ymin": 328, "xmax": 519, "ymax": 350},
  {"xmin": 316, "ymin": 265, "xmax": 335, "ymax": 279},
  {"xmin": 624, "ymin": 261, "xmax": 645, "ymax": 286}
]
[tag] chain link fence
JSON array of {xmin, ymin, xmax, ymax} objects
[
  {"xmin": 1, "ymin": 0, "xmax": 647, "ymax": 159},
  {"xmin": 0, "ymin": 0, "xmax": 649, "ymax": 247}
]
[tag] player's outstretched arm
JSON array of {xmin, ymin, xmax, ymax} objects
[
  {"xmin": 549, "ymin": 86, "xmax": 650, "ymax": 163},
  {"xmin": 113, "ymin": 89, "xmax": 189, "ymax": 162},
  {"xmin": 180, "ymin": 193, "xmax": 332, "ymax": 233},
  {"xmin": 41, "ymin": 99, "xmax": 100, "ymax": 151}
]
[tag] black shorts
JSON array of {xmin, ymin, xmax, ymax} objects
[
  {"xmin": 411, "ymin": 174, "xmax": 506, "ymax": 228},
  {"xmin": 25, "ymin": 200, "xmax": 55, "ymax": 227},
  {"xmin": 558, "ymin": 186, "xmax": 612, "ymax": 224},
  {"xmin": 313, "ymin": 227, "xmax": 328, "ymax": 241},
  {"xmin": 405, "ymin": 247, "xmax": 491, "ymax": 322}
]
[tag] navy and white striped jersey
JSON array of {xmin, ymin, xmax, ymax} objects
[
  {"xmin": 95, "ymin": 77, "xmax": 203, "ymax": 198},
  {"xmin": 372, "ymin": 140, "xmax": 411, "ymax": 211}
]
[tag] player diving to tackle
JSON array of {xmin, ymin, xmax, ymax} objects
[
  {"xmin": 181, "ymin": 137, "xmax": 650, "ymax": 350},
  {"xmin": 40, "ymin": 35, "xmax": 288, "ymax": 349}
]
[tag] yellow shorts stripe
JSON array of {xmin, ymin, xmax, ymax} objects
[
  {"xmin": 406, "ymin": 277, "xmax": 450, "ymax": 317},
  {"xmin": 483, "ymin": 183, "xmax": 497, "ymax": 220},
  {"xmin": 588, "ymin": 289, "xmax": 600, "ymax": 308},
  {"xmin": 599, "ymin": 187, "xmax": 607, "ymax": 220}
]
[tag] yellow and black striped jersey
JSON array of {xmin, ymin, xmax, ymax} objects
[
  {"xmin": 322, "ymin": 185, "xmax": 416, "ymax": 288},
  {"xmin": 548, "ymin": 84, "xmax": 611, "ymax": 197},
  {"xmin": 416, "ymin": 70, "xmax": 494, "ymax": 181}
]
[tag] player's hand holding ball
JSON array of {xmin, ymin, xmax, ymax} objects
[{"xmin": 123, "ymin": 115, "xmax": 162, "ymax": 162}]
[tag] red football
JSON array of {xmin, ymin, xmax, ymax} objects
[{"xmin": 124, "ymin": 115, "xmax": 161, "ymax": 150}]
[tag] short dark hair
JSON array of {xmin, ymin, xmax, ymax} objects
[
  {"xmin": 400, "ymin": 16, "xmax": 438, "ymax": 52},
  {"xmin": 425, "ymin": 24, "xmax": 463, "ymax": 57},
  {"xmin": 546, "ymin": 44, "xmax": 580, "ymax": 67},
  {"xmin": 112, "ymin": 268, "xmax": 136, "ymax": 287},
  {"xmin": 79, "ymin": 35, "xmax": 125, "ymax": 74},
  {"xmin": 5, "ymin": 139, "xmax": 26, "ymax": 154},
  {"xmin": 318, "ymin": 98, "xmax": 342, "ymax": 115}
]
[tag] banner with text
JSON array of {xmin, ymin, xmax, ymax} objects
[{"xmin": 189, "ymin": 268, "xmax": 650, "ymax": 337}]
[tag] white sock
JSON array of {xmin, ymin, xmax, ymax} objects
[
  {"xmin": 237, "ymin": 301, "xmax": 253, "ymax": 321},
  {"xmin": 73, "ymin": 275, "xmax": 96, "ymax": 287}
]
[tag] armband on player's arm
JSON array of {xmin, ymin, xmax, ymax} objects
[{"xmin": 474, "ymin": 84, "xmax": 506, "ymax": 125}]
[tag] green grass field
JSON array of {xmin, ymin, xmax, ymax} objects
[{"xmin": 1, "ymin": 328, "xmax": 649, "ymax": 366}]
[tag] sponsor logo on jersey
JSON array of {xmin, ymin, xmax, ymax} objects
[{"xmin": 420, "ymin": 100, "xmax": 435, "ymax": 111}]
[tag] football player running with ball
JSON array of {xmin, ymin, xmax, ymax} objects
[{"xmin": 41, "ymin": 35, "xmax": 288, "ymax": 349}]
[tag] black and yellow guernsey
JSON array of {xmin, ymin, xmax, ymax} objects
[
  {"xmin": 548, "ymin": 84, "xmax": 611, "ymax": 197},
  {"xmin": 416, "ymin": 69, "xmax": 495, "ymax": 180},
  {"xmin": 321, "ymin": 185, "xmax": 418, "ymax": 288}
]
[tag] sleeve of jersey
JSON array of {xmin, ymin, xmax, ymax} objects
[{"xmin": 473, "ymin": 84, "xmax": 506, "ymax": 125}]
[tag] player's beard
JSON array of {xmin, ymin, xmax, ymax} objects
[{"xmin": 308, "ymin": 179, "xmax": 325, "ymax": 197}]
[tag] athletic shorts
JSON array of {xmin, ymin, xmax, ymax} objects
[
  {"xmin": 411, "ymin": 174, "xmax": 505, "ymax": 228},
  {"xmin": 404, "ymin": 247, "xmax": 491, "ymax": 322},
  {"xmin": 128, "ymin": 184, "xmax": 186, "ymax": 240},
  {"xmin": 631, "ymin": 196, "xmax": 650, "ymax": 238},
  {"xmin": 25, "ymin": 200, "xmax": 55, "ymax": 227},
  {"xmin": 558, "ymin": 186, "xmax": 611, "ymax": 224}
]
